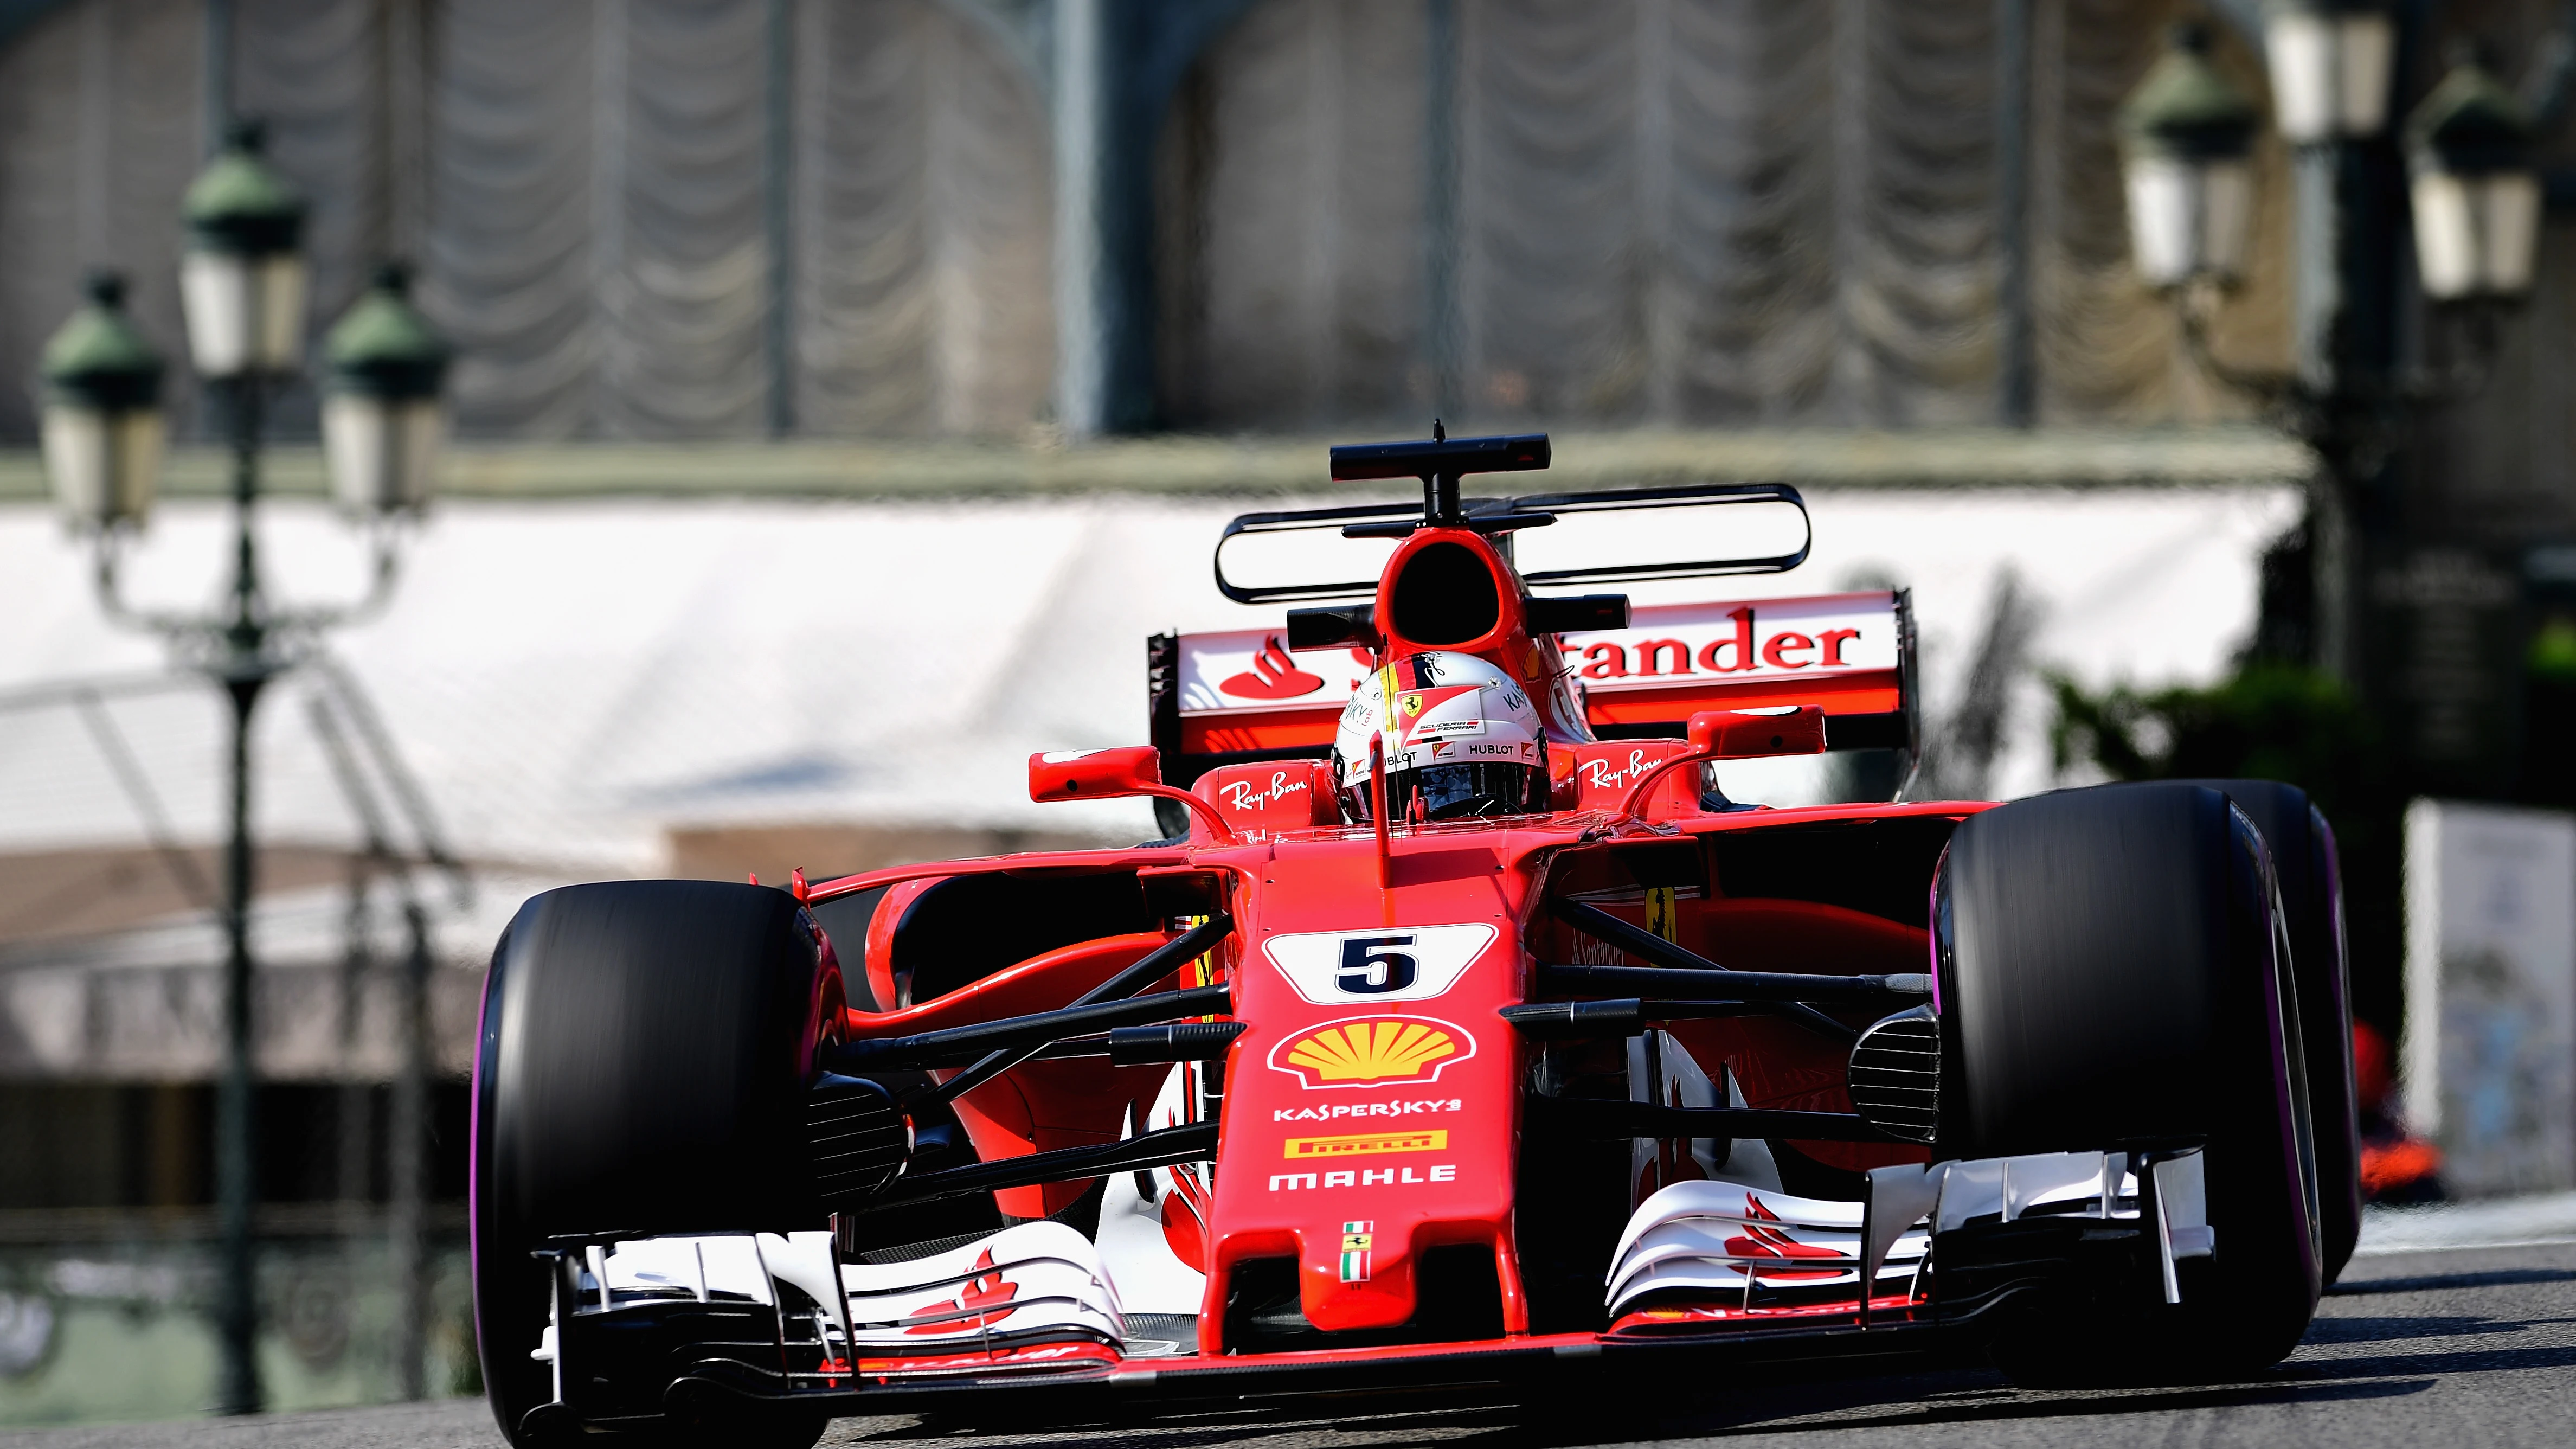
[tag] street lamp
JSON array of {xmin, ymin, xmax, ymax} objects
[
  {"xmin": 2119, "ymin": 23, "xmax": 2262, "ymax": 290},
  {"xmin": 2117, "ymin": 19, "xmax": 2560, "ymax": 683},
  {"xmin": 37, "ymin": 273, "xmax": 165, "ymax": 530},
  {"xmin": 37, "ymin": 116, "xmax": 447, "ymax": 1419},
  {"xmin": 2405, "ymin": 56, "xmax": 2541, "ymax": 303},
  {"xmin": 2122, "ymin": 17, "xmax": 2551, "ymax": 370},
  {"xmin": 2264, "ymin": 0, "xmax": 2395, "ymax": 144},
  {"xmin": 179, "ymin": 117, "xmax": 310, "ymax": 1421}
]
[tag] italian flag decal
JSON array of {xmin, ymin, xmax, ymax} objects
[{"xmin": 1339, "ymin": 1221, "xmax": 1374, "ymax": 1284}]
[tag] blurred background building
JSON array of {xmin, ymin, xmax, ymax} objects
[{"xmin": 0, "ymin": 0, "xmax": 2571, "ymax": 1423}]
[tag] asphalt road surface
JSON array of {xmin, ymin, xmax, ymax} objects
[{"xmin": 7, "ymin": 1239, "xmax": 2572, "ymax": 1449}]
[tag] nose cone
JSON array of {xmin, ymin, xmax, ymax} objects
[{"xmin": 1205, "ymin": 841, "xmax": 1525, "ymax": 1343}]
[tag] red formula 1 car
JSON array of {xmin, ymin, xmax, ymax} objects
[{"xmin": 470, "ymin": 433, "xmax": 2361, "ymax": 1445}]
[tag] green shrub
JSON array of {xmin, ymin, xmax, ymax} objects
[{"xmin": 2050, "ymin": 663, "xmax": 2403, "ymax": 1030}]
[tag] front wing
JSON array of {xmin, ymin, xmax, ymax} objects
[{"xmin": 516, "ymin": 1145, "xmax": 2208, "ymax": 1433}]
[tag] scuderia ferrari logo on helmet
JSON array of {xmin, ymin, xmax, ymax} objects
[
  {"xmin": 1264, "ymin": 924, "xmax": 1495, "ymax": 1005},
  {"xmin": 1392, "ymin": 684, "xmax": 1486, "ymax": 744},
  {"xmin": 1333, "ymin": 651, "xmax": 1545, "ymax": 793}
]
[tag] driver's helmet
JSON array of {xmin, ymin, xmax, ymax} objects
[{"xmin": 1332, "ymin": 651, "xmax": 1549, "ymax": 822}]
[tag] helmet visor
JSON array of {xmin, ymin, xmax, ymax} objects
[{"xmin": 1365, "ymin": 761, "xmax": 1549, "ymax": 822}]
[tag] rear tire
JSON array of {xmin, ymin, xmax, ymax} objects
[
  {"xmin": 1939, "ymin": 783, "xmax": 2321, "ymax": 1382},
  {"xmin": 472, "ymin": 881, "xmax": 838, "ymax": 1446},
  {"xmin": 2169, "ymin": 778, "xmax": 2360, "ymax": 1284}
]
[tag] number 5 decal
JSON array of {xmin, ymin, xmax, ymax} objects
[
  {"xmin": 1265, "ymin": 924, "xmax": 1496, "ymax": 1005},
  {"xmin": 1337, "ymin": 937, "xmax": 1419, "ymax": 995}
]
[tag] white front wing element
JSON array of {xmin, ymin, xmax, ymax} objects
[
  {"xmin": 585, "ymin": 1230, "xmax": 829, "ymax": 1320},
  {"xmin": 1095, "ymin": 1065, "xmax": 1215, "ymax": 1318},
  {"xmin": 1627, "ymin": 1030, "xmax": 1729, "ymax": 1206},
  {"xmin": 570, "ymin": 1221, "xmax": 1128, "ymax": 1373},
  {"xmin": 1605, "ymin": 1148, "xmax": 2210, "ymax": 1319},
  {"xmin": 839, "ymin": 1221, "xmax": 1125, "ymax": 1357},
  {"xmin": 1607, "ymin": 1182, "xmax": 1924, "ymax": 1317}
]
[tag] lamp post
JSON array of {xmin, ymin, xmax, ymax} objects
[
  {"xmin": 35, "ymin": 118, "xmax": 448, "ymax": 1418},
  {"xmin": 2118, "ymin": 14, "xmax": 2542, "ymax": 681},
  {"xmin": 319, "ymin": 260, "xmax": 450, "ymax": 1402},
  {"xmin": 182, "ymin": 116, "xmax": 307, "ymax": 1420}
]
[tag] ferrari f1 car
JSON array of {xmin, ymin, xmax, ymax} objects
[{"xmin": 472, "ymin": 432, "xmax": 2361, "ymax": 1444}]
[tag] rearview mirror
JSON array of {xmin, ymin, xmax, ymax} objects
[
  {"xmin": 1028, "ymin": 748, "xmax": 1237, "ymax": 843},
  {"xmin": 1029, "ymin": 746, "xmax": 1166, "ymax": 802},
  {"xmin": 1688, "ymin": 706, "xmax": 1828, "ymax": 759}
]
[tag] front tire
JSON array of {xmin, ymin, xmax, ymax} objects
[
  {"xmin": 472, "ymin": 881, "xmax": 838, "ymax": 1445},
  {"xmin": 2169, "ymin": 778, "xmax": 2360, "ymax": 1284},
  {"xmin": 1939, "ymin": 783, "xmax": 2321, "ymax": 1382}
]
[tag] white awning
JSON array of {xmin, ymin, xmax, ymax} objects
[{"xmin": 0, "ymin": 481, "xmax": 2299, "ymax": 875}]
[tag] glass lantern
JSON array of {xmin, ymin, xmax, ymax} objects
[
  {"xmin": 38, "ymin": 273, "xmax": 166, "ymax": 530},
  {"xmin": 2264, "ymin": 1, "xmax": 2396, "ymax": 144},
  {"xmin": 2121, "ymin": 24, "xmax": 2263, "ymax": 290},
  {"xmin": 2406, "ymin": 57, "xmax": 2542, "ymax": 302},
  {"xmin": 322, "ymin": 263, "xmax": 452, "ymax": 515},
  {"xmin": 178, "ymin": 119, "xmax": 309, "ymax": 379}
]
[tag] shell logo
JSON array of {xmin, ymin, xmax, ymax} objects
[{"xmin": 1268, "ymin": 1015, "xmax": 1477, "ymax": 1089}]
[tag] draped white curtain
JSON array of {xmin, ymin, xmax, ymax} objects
[
  {"xmin": 426, "ymin": 0, "xmax": 1053, "ymax": 439},
  {"xmin": 1155, "ymin": 0, "xmax": 1429, "ymax": 429},
  {"xmin": 792, "ymin": 0, "xmax": 1055, "ymax": 437},
  {"xmin": 0, "ymin": 0, "xmax": 1055, "ymax": 443},
  {"xmin": 1157, "ymin": 0, "xmax": 2296, "ymax": 432},
  {"xmin": 0, "ymin": 0, "xmax": 207, "ymax": 440},
  {"xmin": 0, "ymin": 0, "xmax": 2485, "ymax": 446}
]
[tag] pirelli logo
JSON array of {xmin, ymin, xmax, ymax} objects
[{"xmin": 1282, "ymin": 1130, "xmax": 1448, "ymax": 1161}]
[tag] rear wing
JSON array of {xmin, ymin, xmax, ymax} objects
[{"xmin": 1148, "ymin": 589, "xmax": 1917, "ymax": 788}]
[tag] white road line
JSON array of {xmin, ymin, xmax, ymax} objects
[{"xmin": 2353, "ymin": 1190, "xmax": 2576, "ymax": 1256}]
